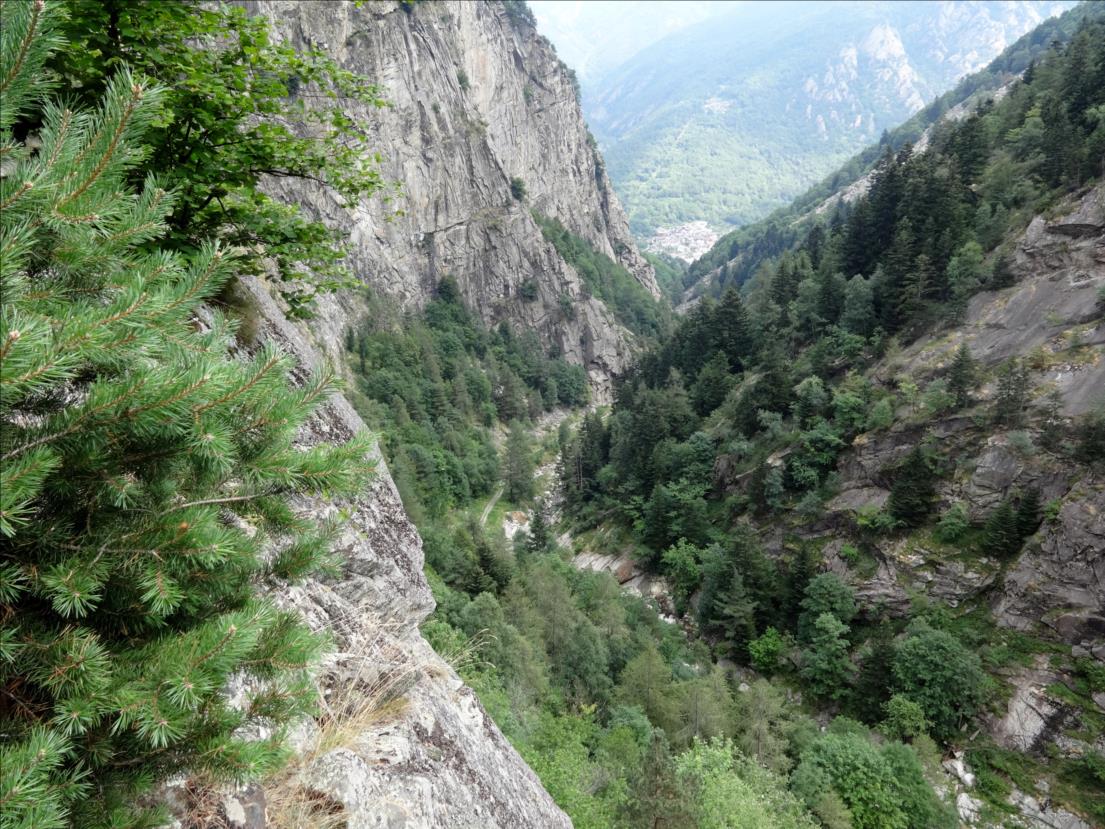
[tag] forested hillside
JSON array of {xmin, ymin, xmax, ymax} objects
[
  {"xmin": 551, "ymin": 14, "xmax": 1105, "ymax": 827},
  {"xmin": 688, "ymin": 0, "xmax": 1103, "ymax": 295},
  {"xmin": 582, "ymin": 0, "xmax": 1074, "ymax": 236},
  {"xmin": 3, "ymin": 2, "xmax": 1103, "ymax": 828}
]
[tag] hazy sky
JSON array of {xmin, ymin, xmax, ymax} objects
[{"xmin": 530, "ymin": 1, "xmax": 736, "ymax": 86}]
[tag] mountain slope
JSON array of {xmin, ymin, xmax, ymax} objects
[
  {"xmin": 584, "ymin": 0, "xmax": 1074, "ymax": 236},
  {"xmin": 557, "ymin": 14, "xmax": 1105, "ymax": 823},
  {"xmin": 687, "ymin": 0, "xmax": 1103, "ymax": 299},
  {"xmin": 247, "ymin": 0, "xmax": 657, "ymax": 400}
]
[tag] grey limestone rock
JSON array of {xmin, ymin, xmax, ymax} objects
[
  {"xmin": 243, "ymin": 0, "xmax": 657, "ymax": 401},
  {"xmin": 191, "ymin": 275, "xmax": 571, "ymax": 828},
  {"xmin": 893, "ymin": 182, "xmax": 1104, "ymax": 416},
  {"xmin": 992, "ymin": 480, "xmax": 1105, "ymax": 643}
]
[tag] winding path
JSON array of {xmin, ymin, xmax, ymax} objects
[{"xmin": 479, "ymin": 484, "xmax": 504, "ymax": 527}]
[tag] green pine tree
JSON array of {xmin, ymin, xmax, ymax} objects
[
  {"xmin": 1015, "ymin": 488, "xmax": 1042, "ymax": 540},
  {"xmin": 715, "ymin": 571, "xmax": 759, "ymax": 661},
  {"xmin": 992, "ymin": 358, "xmax": 1030, "ymax": 426},
  {"xmin": 851, "ymin": 631, "xmax": 896, "ymax": 724},
  {"xmin": 526, "ymin": 499, "xmax": 552, "ymax": 555},
  {"xmin": 0, "ymin": 5, "xmax": 372, "ymax": 825},
  {"xmin": 886, "ymin": 445, "xmax": 938, "ymax": 528},
  {"xmin": 714, "ymin": 287, "xmax": 756, "ymax": 369},
  {"xmin": 947, "ymin": 343, "xmax": 978, "ymax": 409},
  {"xmin": 691, "ymin": 350, "xmax": 732, "ymax": 416},
  {"xmin": 800, "ymin": 613, "xmax": 852, "ymax": 700},
  {"xmin": 503, "ymin": 419, "xmax": 534, "ymax": 503},
  {"xmin": 982, "ymin": 498, "xmax": 1022, "ymax": 558}
]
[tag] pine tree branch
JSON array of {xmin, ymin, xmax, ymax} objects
[
  {"xmin": 0, "ymin": 329, "xmax": 21, "ymax": 361},
  {"xmin": 2, "ymin": 375, "xmax": 151, "ymax": 463},
  {"xmin": 159, "ymin": 492, "xmax": 274, "ymax": 515},
  {"xmin": 0, "ymin": 180, "xmax": 34, "ymax": 213},
  {"xmin": 123, "ymin": 374, "xmax": 211, "ymax": 421},
  {"xmin": 192, "ymin": 351, "xmax": 282, "ymax": 416},
  {"xmin": 0, "ymin": 0, "xmax": 42, "ymax": 98},
  {"xmin": 58, "ymin": 81, "xmax": 143, "ymax": 209}
]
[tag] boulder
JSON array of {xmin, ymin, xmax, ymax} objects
[{"xmin": 1009, "ymin": 788, "xmax": 1094, "ymax": 829}]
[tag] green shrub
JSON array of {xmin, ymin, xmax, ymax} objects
[
  {"xmin": 880, "ymin": 695, "xmax": 930, "ymax": 741},
  {"xmin": 749, "ymin": 627, "xmax": 788, "ymax": 675},
  {"xmin": 856, "ymin": 504, "xmax": 898, "ymax": 534},
  {"xmin": 892, "ymin": 624, "xmax": 988, "ymax": 742},
  {"xmin": 933, "ymin": 502, "xmax": 971, "ymax": 544},
  {"xmin": 865, "ymin": 398, "xmax": 895, "ymax": 431}
]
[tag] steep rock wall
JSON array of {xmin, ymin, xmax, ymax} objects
[
  {"xmin": 176, "ymin": 3, "xmax": 651, "ymax": 823},
  {"xmin": 209, "ymin": 275, "xmax": 572, "ymax": 828},
  {"xmin": 246, "ymin": 0, "xmax": 656, "ymax": 398},
  {"xmin": 830, "ymin": 183, "xmax": 1104, "ymax": 636}
]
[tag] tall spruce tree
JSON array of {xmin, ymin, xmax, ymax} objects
[
  {"xmin": 800, "ymin": 613, "xmax": 852, "ymax": 700},
  {"xmin": 993, "ymin": 358, "xmax": 1031, "ymax": 426},
  {"xmin": 714, "ymin": 287, "xmax": 756, "ymax": 369},
  {"xmin": 526, "ymin": 499, "xmax": 552, "ymax": 555},
  {"xmin": 982, "ymin": 498, "xmax": 1022, "ymax": 558},
  {"xmin": 0, "ymin": 4, "xmax": 372, "ymax": 826},
  {"xmin": 1015, "ymin": 488, "xmax": 1042, "ymax": 540},
  {"xmin": 886, "ymin": 445, "xmax": 938, "ymax": 528},
  {"xmin": 503, "ymin": 419, "xmax": 535, "ymax": 503},
  {"xmin": 947, "ymin": 343, "xmax": 978, "ymax": 409}
]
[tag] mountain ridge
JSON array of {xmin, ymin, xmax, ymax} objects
[
  {"xmin": 576, "ymin": 0, "xmax": 1075, "ymax": 237},
  {"xmin": 685, "ymin": 0, "xmax": 1103, "ymax": 300}
]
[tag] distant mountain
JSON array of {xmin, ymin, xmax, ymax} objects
[
  {"xmin": 575, "ymin": 0, "xmax": 1075, "ymax": 237},
  {"xmin": 685, "ymin": 0, "xmax": 1101, "ymax": 297},
  {"xmin": 530, "ymin": 0, "xmax": 729, "ymax": 89}
]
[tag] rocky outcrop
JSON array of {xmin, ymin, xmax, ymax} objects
[
  {"xmin": 573, "ymin": 549, "xmax": 676, "ymax": 619},
  {"xmin": 245, "ymin": 0, "xmax": 656, "ymax": 399},
  {"xmin": 806, "ymin": 185, "xmax": 1105, "ymax": 642},
  {"xmin": 993, "ymin": 481, "xmax": 1105, "ymax": 643},
  {"xmin": 991, "ymin": 657, "xmax": 1071, "ymax": 754},
  {"xmin": 200, "ymin": 275, "xmax": 571, "ymax": 828},
  {"xmin": 894, "ymin": 182, "xmax": 1105, "ymax": 416}
]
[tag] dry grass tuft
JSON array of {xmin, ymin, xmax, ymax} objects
[
  {"xmin": 264, "ymin": 615, "xmax": 422, "ymax": 829},
  {"xmin": 172, "ymin": 780, "xmax": 228, "ymax": 828}
]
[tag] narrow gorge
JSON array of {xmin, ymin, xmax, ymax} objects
[{"xmin": 2, "ymin": 2, "xmax": 1103, "ymax": 829}]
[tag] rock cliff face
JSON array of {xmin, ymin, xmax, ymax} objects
[
  {"xmin": 246, "ymin": 0, "xmax": 656, "ymax": 400},
  {"xmin": 169, "ymin": 2, "xmax": 660, "ymax": 824},
  {"xmin": 203, "ymin": 275, "xmax": 571, "ymax": 828}
]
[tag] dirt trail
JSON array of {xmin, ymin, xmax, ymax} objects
[{"xmin": 479, "ymin": 484, "xmax": 504, "ymax": 527}]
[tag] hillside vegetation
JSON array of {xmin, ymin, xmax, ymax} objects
[
  {"xmin": 557, "ymin": 16, "xmax": 1105, "ymax": 825},
  {"xmin": 3, "ymin": 2, "xmax": 1103, "ymax": 828},
  {"xmin": 587, "ymin": 0, "xmax": 1074, "ymax": 235},
  {"xmin": 688, "ymin": 0, "xmax": 1102, "ymax": 294}
]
